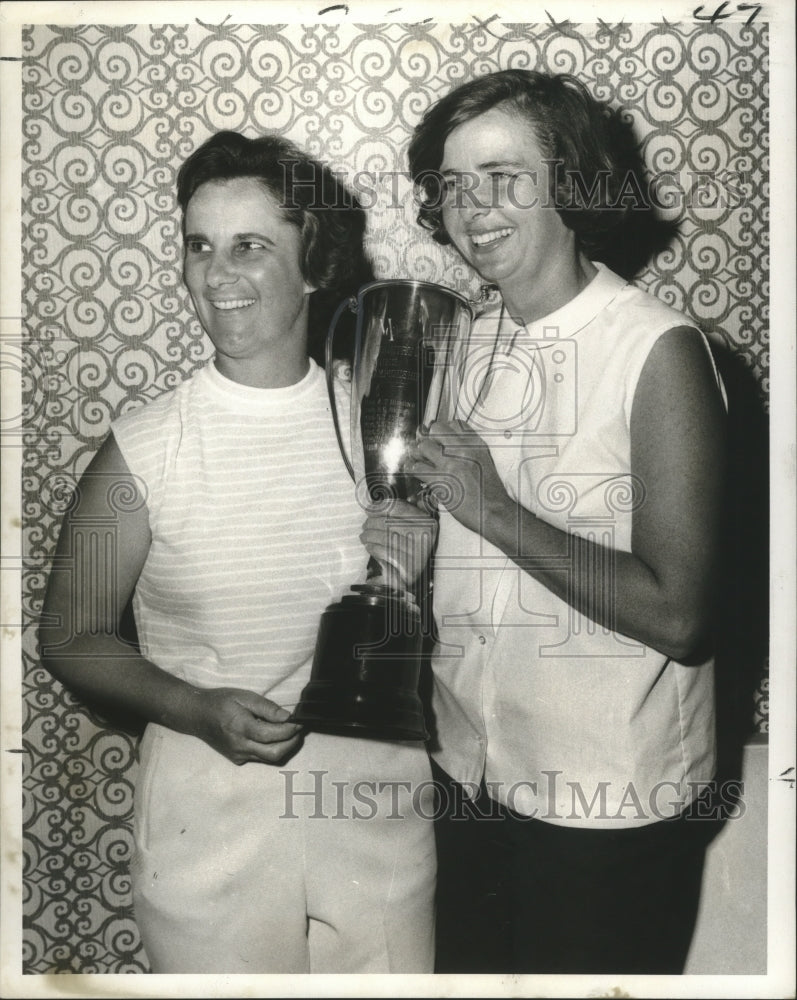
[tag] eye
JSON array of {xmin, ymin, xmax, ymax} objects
[
  {"xmin": 236, "ymin": 239, "xmax": 267, "ymax": 254},
  {"xmin": 441, "ymin": 176, "xmax": 463, "ymax": 199},
  {"xmin": 185, "ymin": 238, "xmax": 211, "ymax": 254}
]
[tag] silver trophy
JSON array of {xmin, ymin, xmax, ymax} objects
[{"xmin": 290, "ymin": 280, "xmax": 474, "ymax": 740}]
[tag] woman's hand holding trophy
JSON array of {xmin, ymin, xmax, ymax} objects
[{"xmin": 359, "ymin": 497, "xmax": 439, "ymax": 593}]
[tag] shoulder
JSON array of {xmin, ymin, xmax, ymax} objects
[
  {"xmin": 111, "ymin": 366, "xmax": 213, "ymax": 448},
  {"xmin": 71, "ymin": 432, "xmax": 151, "ymax": 524},
  {"xmin": 635, "ymin": 326, "xmax": 725, "ymax": 407},
  {"xmin": 585, "ymin": 273, "xmax": 725, "ymax": 420},
  {"xmin": 612, "ymin": 277, "xmax": 696, "ymax": 337},
  {"xmin": 111, "ymin": 383, "xmax": 180, "ymax": 436},
  {"xmin": 109, "ymin": 366, "xmax": 210, "ymax": 508}
]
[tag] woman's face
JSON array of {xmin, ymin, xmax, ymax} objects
[
  {"xmin": 439, "ymin": 105, "xmax": 578, "ymax": 313},
  {"xmin": 183, "ymin": 176, "xmax": 314, "ymax": 386}
]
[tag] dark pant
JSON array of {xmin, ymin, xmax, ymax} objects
[{"xmin": 432, "ymin": 762, "xmax": 713, "ymax": 975}]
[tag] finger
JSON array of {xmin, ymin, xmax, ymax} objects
[
  {"xmin": 244, "ymin": 714, "xmax": 304, "ymax": 744},
  {"xmin": 243, "ymin": 693, "xmax": 296, "ymax": 725},
  {"xmin": 404, "ymin": 441, "xmax": 443, "ymax": 476},
  {"xmin": 384, "ymin": 499, "xmax": 424, "ymax": 518},
  {"xmin": 243, "ymin": 731, "xmax": 304, "ymax": 765},
  {"xmin": 361, "ymin": 522, "xmax": 406, "ymax": 546},
  {"xmin": 377, "ymin": 510, "xmax": 435, "ymax": 528},
  {"xmin": 425, "ymin": 419, "xmax": 457, "ymax": 439},
  {"xmin": 360, "ymin": 518, "xmax": 435, "ymax": 546},
  {"xmin": 359, "ymin": 538, "xmax": 410, "ymax": 578},
  {"xmin": 413, "ymin": 433, "xmax": 445, "ymax": 462},
  {"xmin": 409, "ymin": 484, "xmax": 441, "ymax": 513},
  {"xmin": 362, "ymin": 534, "xmax": 418, "ymax": 565},
  {"xmin": 362, "ymin": 505, "xmax": 430, "ymax": 529},
  {"xmin": 362, "ymin": 531, "xmax": 432, "ymax": 573},
  {"xmin": 428, "ymin": 419, "xmax": 480, "ymax": 446},
  {"xmin": 375, "ymin": 550, "xmax": 411, "ymax": 589}
]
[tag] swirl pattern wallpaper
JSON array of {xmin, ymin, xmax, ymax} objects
[{"xmin": 18, "ymin": 16, "xmax": 769, "ymax": 974}]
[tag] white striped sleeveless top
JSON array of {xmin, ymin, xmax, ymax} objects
[{"xmin": 111, "ymin": 360, "xmax": 368, "ymax": 706}]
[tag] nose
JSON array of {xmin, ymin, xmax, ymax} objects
[
  {"xmin": 205, "ymin": 251, "xmax": 238, "ymax": 288},
  {"xmin": 459, "ymin": 175, "xmax": 492, "ymax": 219}
]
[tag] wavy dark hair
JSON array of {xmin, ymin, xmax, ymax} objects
[
  {"xmin": 408, "ymin": 69, "xmax": 646, "ymax": 263},
  {"xmin": 177, "ymin": 130, "xmax": 374, "ymax": 364}
]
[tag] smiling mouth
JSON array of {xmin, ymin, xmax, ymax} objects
[
  {"xmin": 210, "ymin": 299, "xmax": 256, "ymax": 311},
  {"xmin": 470, "ymin": 227, "xmax": 513, "ymax": 249}
]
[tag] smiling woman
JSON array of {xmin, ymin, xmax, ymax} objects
[
  {"xmin": 438, "ymin": 105, "xmax": 596, "ymax": 320},
  {"xmin": 407, "ymin": 69, "xmax": 728, "ymax": 976},
  {"xmin": 38, "ymin": 131, "xmax": 438, "ymax": 974},
  {"xmin": 182, "ymin": 178, "xmax": 313, "ymax": 387}
]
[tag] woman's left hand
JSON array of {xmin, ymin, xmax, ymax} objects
[
  {"xmin": 405, "ymin": 420, "xmax": 510, "ymax": 537},
  {"xmin": 360, "ymin": 499, "xmax": 438, "ymax": 589}
]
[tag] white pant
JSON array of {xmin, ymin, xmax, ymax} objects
[{"xmin": 131, "ymin": 725, "xmax": 436, "ymax": 973}]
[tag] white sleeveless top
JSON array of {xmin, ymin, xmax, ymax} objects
[
  {"xmin": 432, "ymin": 263, "xmax": 724, "ymax": 827},
  {"xmin": 112, "ymin": 360, "xmax": 368, "ymax": 707}
]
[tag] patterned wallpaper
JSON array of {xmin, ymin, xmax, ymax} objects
[{"xmin": 20, "ymin": 19, "xmax": 769, "ymax": 974}]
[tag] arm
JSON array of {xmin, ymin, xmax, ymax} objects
[
  {"xmin": 409, "ymin": 327, "xmax": 727, "ymax": 662},
  {"xmin": 39, "ymin": 433, "xmax": 303, "ymax": 764}
]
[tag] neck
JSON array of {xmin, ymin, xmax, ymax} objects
[
  {"xmin": 502, "ymin": 252, "xmax": 598, "ymax": 326},
  {"xmin": 213, "ymin": 353, "xmax": 310, "ymax": 389}
]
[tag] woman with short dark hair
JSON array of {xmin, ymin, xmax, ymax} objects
[
  {"xmin": 176, "ymin": 130, "xmax": 372, "ymax": 364},
  {"xmin": 405, "ymin": 69, "xmax": 726, "ymax": 975},
  {"xmin": 409, "ymin": 69, "xmax": 631, "ymax": 259},
  {"xmin": 39, "ymin": 130, "xmax": 436, "ymax": 974}
]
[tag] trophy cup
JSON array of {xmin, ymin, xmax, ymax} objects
[{"xmin": 290, "ymin": 280, "xmax": 474, "ymax": 740}]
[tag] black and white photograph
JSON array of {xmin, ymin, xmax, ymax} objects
[{"xmin": 1, "ymin": 1, "xmax": 794, "ymax": 997}]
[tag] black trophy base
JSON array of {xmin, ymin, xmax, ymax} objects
[{"xmin": 290, "ymin": 584, "xmax": 429, "ymax": 742}]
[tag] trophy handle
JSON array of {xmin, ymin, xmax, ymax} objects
[{"xmin": 325, "ymin": 295, "xmax": 358, "ymax": 483}]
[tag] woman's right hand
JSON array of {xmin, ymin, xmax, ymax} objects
[{"xmin": 192, "ymin": 688, "xmax": 305, "ymax": 766}]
